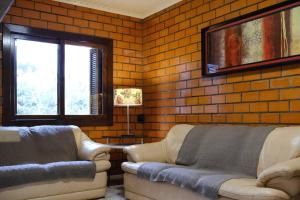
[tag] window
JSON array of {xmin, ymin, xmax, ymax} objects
[{"xmin": 3, "ymin": 24, "xmax": 113, "ymax": 126}]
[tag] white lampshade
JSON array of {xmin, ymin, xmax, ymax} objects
[{"xmin": 114, "ymin": 88, "xmax": 142, "ymax": 106}]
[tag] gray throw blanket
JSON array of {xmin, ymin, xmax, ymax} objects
[
  {"xmin": 0, "ymin": 125, "xmax": 96, "ymax": 188},
  {"xmin": 137, "ymin": 125, "xmax": 275, "ymax": 200}
]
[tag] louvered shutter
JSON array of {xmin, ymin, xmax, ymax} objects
[{"xmin": 90, "ymin": 48, "xmax": 102, "ymax": 115}]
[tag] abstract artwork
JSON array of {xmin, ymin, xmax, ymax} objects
[{"xmin": 202, "ymin": 1, "xmax": 300, "ymax": 76}]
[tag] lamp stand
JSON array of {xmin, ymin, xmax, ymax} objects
[{"xmin": 127, "ymin": 104, "xmax": 130, "ymax": 135}]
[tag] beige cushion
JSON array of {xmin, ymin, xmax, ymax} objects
[
  {"xmin": 71, "ymin": 126, "xmax": 111, "ymax": 161},
  {"xmin": 0, "ymin": 172, "xmax": 107, "ymax": 200},
  {"xmin": 219, "ymin": 178, "xmax": 289, "ymax": 200},
  {"xmin": 257, "ymin": 127, "xmax": 300, "ymax": 176},
  {"xmin": 257, "ymin": 157, "xmax": 300, "ymax": 197},
  {"xmin": 124, "ymin": 142, "xmax": 167, "ymax": 163},
  {"xmin": 95, "ymin": 160, "xmax": 111, "ymax": 172},
  {"xmin": 122, "ymin": 162, "xmax": 144, "ymax": 175},
  {"xmin": 163, "ymin": 124, "xmax": 194, "ymax": 163}
]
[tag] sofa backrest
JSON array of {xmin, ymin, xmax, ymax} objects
[
  {"xmin": 0, "ymin": 125, "xmax": 78, "ymax": 166},
  {"xmin": 257, "ymin": 126, "xmax": 300, "ymax": 176},
  {"xmin": 163, "ymin": 124, "xmax": 300, "ymax": 177},
  {"xmin": 163, "ymin": 124, "xmax": 194, "ymax": 164}
]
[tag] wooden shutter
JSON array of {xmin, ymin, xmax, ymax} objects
[{"xmin": 90, "ymin": 49, "xmax": 98, "ymax": 115}]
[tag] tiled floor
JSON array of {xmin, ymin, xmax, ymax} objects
[{"xmin": 100, "ymin": 185, "xmax": 126, "ymax": 200}]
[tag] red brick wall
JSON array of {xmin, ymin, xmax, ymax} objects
[
  {"xmin": 142, "ymin": 0, "xmax": 300, "ymax": 138},
  {"xmin": 1, "ymin": 0, "xmax": 144, "ymax": 143},
  {"xmin": 2, "ymin": 0, "xmax": 300, "ymax": 142}
]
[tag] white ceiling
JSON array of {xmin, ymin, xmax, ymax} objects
[{"xmin": 54, "ymin": 0, "xmax": 182, "ymax": 19}]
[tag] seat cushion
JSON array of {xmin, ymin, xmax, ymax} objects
[
  {"xmin": 123, "ymin": 163, "xmax": 290, "ymax": 200},
  {"xmin": 0, "ymin": 172, "xmax": 107, "ymax": 200},
  {"xmin": 219, "ymin": 178, "xmax": 289, "ymax": 200}
]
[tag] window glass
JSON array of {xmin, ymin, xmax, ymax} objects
[
  {"xmin": 64, "ymin": 44, "xmax": 101, "ymax": 115},
  {"xmin": 15, "ymin": 39, "xmax": 58, "ymax": 115}
]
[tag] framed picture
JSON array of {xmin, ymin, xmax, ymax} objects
[{"xmin": 202, "ymin": 1, "xmax": 300, "ymax": 76}]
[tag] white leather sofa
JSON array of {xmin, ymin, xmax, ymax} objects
[
  {"xmin": 122, "ymin": 124, "xmax": 300, "ymax": 200},
  {"xmin": 0, "ymin": 126, "xmax": 111, "ymax": 200}
]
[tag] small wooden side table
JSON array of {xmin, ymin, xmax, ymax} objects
[{"xmin": 103, "ymin": 135, "xmax": 160, "ymax": 185}]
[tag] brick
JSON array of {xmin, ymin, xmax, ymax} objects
[
  {"xmin": 219, "ymin": 84, "xmax": 233, "ymax": 93},
  {"xmin": 192, "ymin": 105, "xmax": 204, "ymax": 113},
  {"xmin": 240, "ymin": 5, "xmax": 257, "ymax": 15},
  {"xmin": 243, "ymin": 114, "xmax": 259, "ymax": 123},
  {"xmin": 68, "ymin": 10, "xmax": 82, "ymax": 18},
  {"xmin": 35, "ymin": 3, "xmax": 51, "ymax": 13},
  {"xmin": 227, "ymin": 114, "xmax": 242, "ymax": 123},
  {"xmin": 251, "ymin": 80, "xmax": 269, "ymax": 90},
  {"xmin": 74, "ymin": 19, "xmax": 88, "ymax": 27},
  {"xmin": 52, "ymin": 6, "xmax": 67, "ymax": 15},
  {"xmin": 65, "ymin": 25, "xmax": 80, "ymax": 33},
  {"xmin": 259, "ymin": 90, "xmax": 279, "ymax": 101},
  {"xmin": 290, "ymin": 100, "xmax": 300, "ymax": 111},
  {"xmin": 234, "ymin": 103, "xmax": 249, "ymax": 112},
  {"xmin": 219, "ymin": 104, "xmax": 234, "ymax": 113},
  {"xmin": 11, "ymin": 16, "xmax": 30, "ymax": 25},
  {"xmin": 16, "ymin": 0, "xmax": 34, "ymax": 9},
  {"xmin": 58, "ymin": 16, "xmax": 73, "ymax": 25},
  {"xmin": 8, "ymin": 7, "xmax": 22, "ymax": 16},
  {"xmin": 205, "ymin": 105, "xmax": 218, "ymax": 113},
  {"xmin": 205, "ymin": 86, "xmax": 218, "ymax": 95},
  {"xmin": 270, "ymin": 78, "xmax": 289, "ymax": 89},
  {"xmin": 269, "ymin": 101, "xmax": 289, "ymax": 112},
  {"xmin": 192, "ymin": 88, "xmax": 204, "ymax": 96},
  {"xmin": 198, "ymin": 96, "xmax": 211, "ymax": 104},
  {"xmin": 281, "ymin": 113, "xmax": 300, "ymax": 124},
  {"xmin": 30, "ymin": 19, "xmax": 47, "ymax": 28},
  {"xmin": 226, "ymin": 93, "xmax": 241, "ymax": 103},
  {"xmin": 198, "ymin": 114, "xmax": 212, "ymax": 123},
  {"xmin": 231, "ymin": 0, "xmax": 247, "ymax": 11},
  {"xmin": 250, "ymin": 102, "xmax": 268, "ymax": 112},
  {"xmin": 41, "ymin": 13, "xmax": 57, "ymax": 22},
  {"xmin": 283, "ymin": 64, "xmax": 300, "ymax": 76},
  {"xmin": 212, "ymin": 114, "xmax": 226, "ymax": 123},
  {"xmin": 83, "ymin": 13, "xmax": 97, "ymax": 21},
  {"xmin": 212, "ymin": 95, "xmax": 225, "ymax": 104},
  {"xmin": 261, "ymin": 113, "xmax": 279, "ymax": 124},
  {"xmin": 48, "ymin": 22, "xmax": 64, "ymax": 31},
  {"xmin": 234, "ymin": 82, "xmax": 250, "ymax": 92},
  {"xmin": 186, "ymin": 97, "xmax": 198, "ymax": 105},
  {"xmin": 242, "ymin": 92, "xmax": 259, "ymax": 102},
  {"xmin": 216, "ymin": 5, "xmax": 231, "ymax": 17},
  {"xmin": 203, "ymin": 10, "xmax": 216, "ymax": 22},
  {"xmin": 280, "ymin": 88, "xmax": 300, "ymax": 100}
]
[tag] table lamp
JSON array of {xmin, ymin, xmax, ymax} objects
[{"xmin": 114, "ymin": 88, "xmax": 142, "ymax": 136}]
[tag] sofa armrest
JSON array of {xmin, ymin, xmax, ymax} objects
[
  {"xmin": 78, "ymin": 137, "xmax": 111, "ymax": 161},
  {"xmin": 123, "ymin": 142, "xmax": 167, "ymax": 163},
  {"xmin": 257, "ymin": 157, "xmax": 300, "ymax": 197}
]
